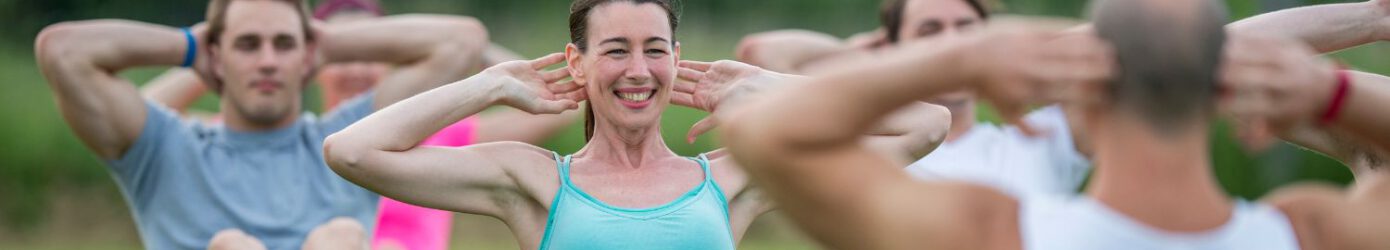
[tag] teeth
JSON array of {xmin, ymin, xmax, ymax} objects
[{"xmin": 618, "ymin": 91, "xmax": 652, "ymax": 102}]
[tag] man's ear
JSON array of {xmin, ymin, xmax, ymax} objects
[
  {"xmin": 303, "ymin": 38, "xmax": 321, "ymax": 84},
  {"xmin": 566, "ymin": 43, "xmax": 587, "ymax": 86},
  {"xmin": 674, "ymin": 41, "xmax": 681, "ymax": 62},
  {"xmin": 206, "ymin": 43, "xmax": 226, "ymax": 94}
]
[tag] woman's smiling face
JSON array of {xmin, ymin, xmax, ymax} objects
[{"xmin": 569, "ymin": 1, "xmax": 680, "ymax": 132}]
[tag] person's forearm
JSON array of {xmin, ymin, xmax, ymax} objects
[
  {"xmin": 37, "ymin": 20, "xmax": 187, "ymax": 77},
  {"xmin": 141, "ymin": 68, "xmax": 207, "ymax": 112},
  {"xmin": 475, "ymin": 109, "xmax": 579, "ymax": 145},
  {"xmin": 737, "ymin": 30, "xmax": 851, "ymax": 74},
  {"xmin": 751, "ymin": 41, "xmax": 971, "ymax": 150},
  {"xmin": 322, "ymin": 14, "xmax": 489, "ymax": 110},
  {"xmin": 1229, "ymin": 1, "xmax": 1390, "ymax": 53},
  {"xmin": 320, "ymin": 14, "xmax": 487, "ymax": 65},
  {"xmin": 328, "ymin": 74, "xmax": 506, "ymax": 157},
  {"xmin": 482, "ymin": 43, "xmax": 524, "ymax": 69},
  {"xmin": 1333, "ymin": 71, "xmax": 1390, "ymax": 152},
  {"xmin": 865, "ymin": 103, "xmax": 951, "ymax": 161}
]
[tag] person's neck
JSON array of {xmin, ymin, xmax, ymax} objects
[
  {"xmin": 221, "ymin": 100, "xmax": 300, "ymax": 132},
  {"xmin": 943, "ymin": 102, "xmax": 977, "ymax": 142},
  {"xmin": 1350, "ymin": 168, "xmax": 1390, "ymax": 201},
  {"xmin": 575, "ymin": 120, "xmax": 676, "ymax": 170},
  {"xmin": 1088, "ymin": 116, "xmax": 1231, "ymax": 232}
]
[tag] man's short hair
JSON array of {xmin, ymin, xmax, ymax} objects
[
  {"xmin": 1092, "ymin": 0, "xmax": 1229, "ymax": 133},
  {"xmin": 880, "ymin": 0, "xmax": 990, "ymax": 43},
  {"xmin": 202, "ymin": 0, "xmax": 316, "ymax": 93},
  {"xmin": 206, "ymin": 0, "xmax": 316, "ymax": 47}
]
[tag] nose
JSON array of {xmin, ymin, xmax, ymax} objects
[
  {"xmin": 622, "ymin": 56, "xmax": 652, "ymax": 83},
  {"xmin": 939, "ymin": 28, "xmax": 962, "ymax": 40},
  {"xmin": 255, "ymin": 44, "xmax": 280, "ymax": 77}
]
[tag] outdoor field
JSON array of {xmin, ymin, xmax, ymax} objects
[{"xmin": 1, "ymin": 0, "xmax": 1387, "ymax": 249}]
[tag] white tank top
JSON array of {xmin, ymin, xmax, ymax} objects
[{"xmin": 1021, "ymin": 196, "xmax": 1300, "ymax": 250}]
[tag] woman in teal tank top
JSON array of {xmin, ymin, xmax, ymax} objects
[{"xmin": 324, "ymin": 0, "xmax": 949, "ymax": 249}]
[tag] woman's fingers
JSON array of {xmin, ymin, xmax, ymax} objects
[
  {"xmin": 547, "ymin": 80, "xmax": 584, "ymax": 94},
  {"xmin": 675, "ymin": 78, "xmax": 699, "ymax": 93},
  {"xmin": 527, "ymin": 99, "xmax": 580, "ymax": 115},
  {"xmin": 554, "ymin": 81, "xmax": 589, "ymax": 102},
  {"xmin": 671, "ymin": 91, "xmax": 699, "ymax": 109},
  {"xmin": 679, "ymin": 60, "xmax": 713, "ymax": 72},
  {"xmin": 529, "ymin": 53, "xmax": 566, "ymax": 70},
  {"xmin": 678, "ymin": 67, "xmax": 706, "ymax": 83},
  {"xmin": 541, "ymin": 67, "xmax": 572, "ymax": 83},
  {"xmin": 686, "ymin": 116, "xmax": 720, "ymax": 144}
]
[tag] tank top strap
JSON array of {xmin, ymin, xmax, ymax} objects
[
  {"xmin": 553, "ymin": 152, "xmax": 573, "ymax": 187},
  {"xmin": 694, "ymin": 153, "xmax": 730, "ymax": 209},
  {"xmin": 695, "ymin": 153, "xmax": 713, "ymax": 181}
]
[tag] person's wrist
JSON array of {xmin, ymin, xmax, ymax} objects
[
  {"xmin": 1316, "ymin": 69, "xmax": 1351, "ymax": 126},
  {"xmin": 478, "ymin": 72, "xmax": 518, "ymax": 107},
  {"xmin": 188, "ymin": 23, "xmax": 210, "ymax": 69},
  {"xmin": 948, "ymin": 40, "xmax": 987, "ymax": 90}
]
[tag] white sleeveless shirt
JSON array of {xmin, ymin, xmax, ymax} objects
[
  {"xmin": 1021, "ymin": 196, "xmax": 1300, "ymax": 250},
  {"xmin": 906, "ymin": 107, "xmax": 1091, "ymax": 199}
]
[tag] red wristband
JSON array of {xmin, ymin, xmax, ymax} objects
[{"xmin": 1318, "ymin": 70, "xmax": 1351, "ymax": 126}]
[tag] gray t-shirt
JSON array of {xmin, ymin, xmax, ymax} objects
[{"xmin": 107, "ymin": 95, "xmax": 378, "ymax": 250}]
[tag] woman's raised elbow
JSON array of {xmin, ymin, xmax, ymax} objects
[{"xmin": 322, "ymin": 132, "xmax": 366, "ymax": 173}]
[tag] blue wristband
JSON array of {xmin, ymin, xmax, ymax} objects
[{"xmin": 180, "ymin": 27, "xmax": 196, "ymax": 68}]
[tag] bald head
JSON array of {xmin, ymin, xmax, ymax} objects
[{"xmin": 1091, "ymin": 0, "xmax": 1228, "ymax": 134}]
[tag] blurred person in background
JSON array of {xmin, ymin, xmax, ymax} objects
[
  {"xmin": 34, "ymin": 0, "xmax": 490, "ymax": 248},
  {"xmin": 137, "ymin": 1, "xmax": 580, "ymax": 248},
  {"xmin": 739, "ymin": 0, "xmax": 1094, "ymax": 200},
  {"xmin": 724, "ymin": 0, "xmax": 1390, "ymax": 249}
]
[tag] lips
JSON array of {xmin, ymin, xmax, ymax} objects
[
  {"xmin": 251, "ymin": 79, "xmax": 283, "ymax": 93},
  {"xmin": 614, "ymin": 87, "xmax": 656, "ymax": 109}
]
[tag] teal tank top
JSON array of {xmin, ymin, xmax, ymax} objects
[{"xmin": 538, "ymin": 153, "xmax": 737, "ymax": 250}]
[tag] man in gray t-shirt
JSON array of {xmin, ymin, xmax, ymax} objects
[{"xmin": 34, "ymin": 0, "xmax": 489, "ymax": 248}]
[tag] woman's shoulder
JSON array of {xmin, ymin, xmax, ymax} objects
[{"xmin": 468, "ymin": 141, "xmax": 564, "ymax": 166}]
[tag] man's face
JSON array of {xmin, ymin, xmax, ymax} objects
[
  {"xmin": 899, "ymin": 0, "xmax": 983, "ymax": 44},
  {"xmin": 900, "ymin": 0, "xmax": 983, "ymax": 112},
  {"xmin": 211, "ymin": 0, "xmax": 313, "ymax": 127}
]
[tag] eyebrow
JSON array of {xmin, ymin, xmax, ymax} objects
[
  {"xmin": 233, "ymin": 32, "xmax": 298, "ymax": 39},
  {"xmin": 598, "ymin": 37, "xmax": 672, "ymax": 46},
  {"xmin": 917, "ymin": 19, "xmax": 944, "ymax": 27}
]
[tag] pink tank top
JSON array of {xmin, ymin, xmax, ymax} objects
[{"xmin": 372, "ymin": 116, "xmax": 478, "ymax": 250}]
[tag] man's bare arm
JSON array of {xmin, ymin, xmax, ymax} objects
[
  {"xmin": 723, "ymin": 31, "xmax": 1069, "ymax": 249},
  {"xmin": 1334, "ymin": 71, "xmax": 1390, "ymax": 151},
  {"xmin": 735, "ymin": 29, "xmax": 859, "ymax": 74},
  {"xmin": 1229, "ymin": 0, "xmax": 1390, "ymax": 53},
  {"xmin": 862, "ymin": 103, "xmax": 953, "ymax": 164},
  {"xmin": 36, "ymin": 20, "xmax": 190, "ymax": 159},
  {"xmin": 140, "ymin": 68, "xmax": 209, "ymax": 114},
  {"xmin": 1225, "ymin": 35, "xmax": 1390, "ymax": 250},
  {"xmin": 320, "ymin": 14, "xmax": 490, "ymax": 110}
]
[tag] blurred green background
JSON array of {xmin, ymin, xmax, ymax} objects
[{"xmin": 0, "ymin": 0, "xmax": 1385, "ymax": 249}]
